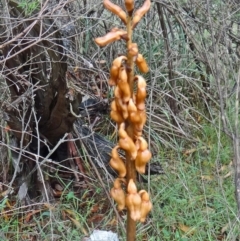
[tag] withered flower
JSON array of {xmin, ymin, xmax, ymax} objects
[
  {"xmin": 104, "ymin": 0, "xmax": 127, "ymax": 24},
  {"xmin": 95, "ymin": 29, "xmax": 127, "ymax": 47},
  {"xmin": 132, "ymin": 0, "xmax": 151, "ymax": 29},
  {"xmin": 125, "ymin": 0, "xmax": 134, "ymax": 13}
]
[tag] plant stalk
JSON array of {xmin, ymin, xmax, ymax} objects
[{"xmin": 126, "ymin": 13, "xmax": 137, "ymax": 241}]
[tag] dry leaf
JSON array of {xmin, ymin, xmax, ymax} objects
[
  {"xmin": 108, "ymin": 216, "xmax": 118, "ymax": 226},
  {"xmin": 88, "ymin": 214, "xmax": 104, "ymax": 223},
  {"xmin": 183, "ymin": 148, "xmax": 197, "ymax": 155},
  {"xmin": 90, "ymin": 204, "xmax": 100, "ymax": 213},
  {"xmin": 44, "ymin": 203, "xmax": 55, "ymax": 210},
  {"xmin": 64, "ymin": 209, "xmax": 76, "ymax": 217},
  {"xmin": 218, "ymin": 165, "xmax": 227, "ymax": 172},
  {"xmin": 25, "ymin": 210, "xmax": 42, "ymax": 223},
  {"xmin": 96, "ymin": 60, "xmax": 106, "ymax": 64},
  {"xmin": 68, "ymin": 215, "xmax": 88, "ymax": 235},
  {"xmin": 179, "ymin": 223, "xmax": 195, "ymax": 235},
  {"xmin": 202, "ymin": 206, "xmax": 215, "ymax": 213},
  {"xmin": 223, "ymin": 171, "xmax": 233, "ymax": 179},
  {"xmin": 54, "ymin": 183, "xmax": 63, "ymax": 191},
  {"xmin": 201, "ymin": 175, "xmax": 213, "ymax": 181},
  {"xmin": 221, "ymin": 223, "xmax": 229, "ymax": 234}
]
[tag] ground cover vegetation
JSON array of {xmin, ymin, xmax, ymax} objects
[{"xmin": 0, "ymin": 0, "xmax": 240, "ymax": 240}]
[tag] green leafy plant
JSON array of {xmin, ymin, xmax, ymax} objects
[{"xmin": 18, "ymin": 0, "xmax": 40, "ymax": 16}]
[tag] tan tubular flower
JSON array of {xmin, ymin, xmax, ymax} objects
[
  {"xmin": 110, "ymin": 178, "xmax": 126, "ymax": 211},
  {"xmin": 125, "ymin": 0, "xmax": 134, "ymax": 13},
  {"xmin": 103, "ymin": 0, "xmax": 127, "ymax": 24},
  {"xmin": 127, "ymin": 98, "xmax": 138, "ymax": 114},
  {"xmin": 114, "ymin": 85, "xmax": 122, "ymax": 99},
  {"xmin": 109, "ymin": 56, "xmax": 127, "ymax": 86},
  {"xmin": 110, "ymin": 100, "xmax": 124, "ymax": 124},
  {"xmin": 132, "ymin": 0, "xmax": 151, "ymax": 29},
  {"xmin": 135, "ymin": 75, "xmax": 147, "ymax": 110},
  {"xmin": 135, "ymin": 137, "xmax": 151, "ymax": 173},
  {"xmin": 128, "ymin": 97, "xmax": 146, "ymax": 134},
  {"xmin": 136, "ymin": 54, "xmax": 149, "ymax": 73},
  {"xmin": 126, "ymin": 179, "xmax": 142, "ymax": 221},
  {"xmin": 118, "ymin": 123, "xmax": 137, "ymax": 159},
  {"xmin": 129, "ymin": 110, "xmax": 146, "ymax": 126},
  {"xmin": 109, "ymin": 65, "xmax": 119, "ymax": 86},
  {"xmin": 127, "ymin": 178, "xmax": 137, "ymax": 194},
  {"xmin": 110, "ymin": 110, "xmax": 124, "ymax": 124},
  {"xmin": 137, "ymin": 136, "xmax": 148, "ymax": 151},
  {"xmin": 139, "ymin": 190, "xmax": 152, "ymax": 222},
  {"xmin": 118, "ymin": 67, "xmax": 131, "ymax": 103},
  {"xmin": 110, "ymin": 146, "xmax": 127, "ymax": 177},
  {"xmin": 135, "ymin": 149, "xmax": 152, "ymax": 174},
  {"xmin": 95, "ymin": 29, "xmax": 127, "ymax": 47},
  {"xmin": 112, "ymin": 55, "xmax": 128, "ymax": 68},
  {"xmin": 115, "ymin": 96, "xmax": 129, "ymax": 120}
]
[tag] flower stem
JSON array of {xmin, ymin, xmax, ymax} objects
[{"xmin": 126, "ymin": 13, "xmax": 137, "ymax": 241}]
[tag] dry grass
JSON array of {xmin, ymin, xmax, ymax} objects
[{"xmin": 0, "ymin": 0, "xmax": 240, "ymax": 240}]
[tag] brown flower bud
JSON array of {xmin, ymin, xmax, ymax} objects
[
  {"xmin": 125, "ymin": 0, "xmax": 134, "ymax": 13},
  {"xmin": 139, "ymin": 190, "xmax": 152, "ymax": 222},
  {"xmin": 126, "ymin": 124, "xmax": 135, "ymax": 139},
  {"xmin": 118, "ymin": 123, "xmax": 137, "ymax": 159},
  {"xmin": 114, "ymin": 85, "xmax": 122, "ymax": 99},
  {"xmin": 135, "ymin": 149, "xmax": 152, "ymax": 174},
  {"xmin": 126, "ymin": 179, "xmax": 142, "ymax": 221},
  {"xmin": 127, "ymin": 178, "xmax": 137, "ymax": 194},
  {"xmin": 136, "ymin": 54, "xmax": 149, "ymax": 73},
  {"xmin": 137, "ymin": 136, "xmax": 148, "ymax": 151},
  {"xmin": 127, "ymin": 98, "xmax": 137, "ymax": 114},
  {"xmin": 103, "ymin": 0, "xmax": 127, "ymax": 24},
  {"xmin": 109, "ymin": 65, "xmax": 119, "ymax": 86},
  {"xmin": 135, "ymin": 75, "xmax": 147, "ymax": 110},
  {"xmin": 132, "ymin": 0, "xmax": 151, "ymax": 29},
  {"xmin": 110, "ymin": 178, "xmax": 126, "ymax": 211},
  {"xmin": 111, "ymin": 111, "xmax": 124, "ymax": 124},
  {"xmin": 128, "ymin": 98, "xmax": 146, "ymax": 133},
  {"xmin": 130, "ymin": 110, "xmax": 146, "ymax": 132},
  {"xmin": 110, "ymin": 100, "xmax": 124, "ymax": 124},
  {"xmin": 118, "ymin": 67, "xmax": 131, "ymax": 103},
  {"xmin": 110, "ymin": 146, "xmax": 126, "ymax": 177},
  {"xmin": 109, "ymin": 56, "xmax": 127, "ymax": 86},
  {"xmin": 111, "ymin": 100, "xmax": 118, "ymax": 112},
  {"xmin": 115, "ymin": 96, "xmax": 129, "ymax": 119},
  {"xmin": 135, "ymin": 137, "xmax": 151, "ymax": 174}
]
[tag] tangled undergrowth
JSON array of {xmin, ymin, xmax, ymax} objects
[{"xmin": 1, "ymin": 0, "xmax": 240, "ymax": 240}]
